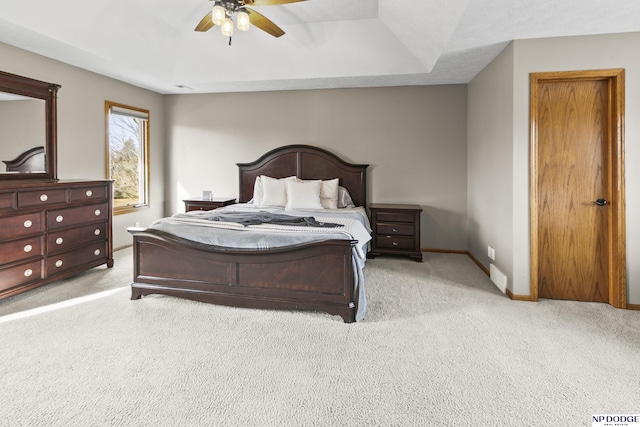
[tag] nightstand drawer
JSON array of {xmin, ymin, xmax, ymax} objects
[
  {"xmin": 376, "ymin": 236, "xmax": 415, "ymax": 250},
  {"xmin": 183, "ymin": 197, "xmax": 236, "ymax": 212},
  {"xmin": 376, "ymin": 212, "xmax": 415, "ymax": 223},
  {"xmin": 377, "ymin": 222, "xmax": 414, "ymax": 236}
]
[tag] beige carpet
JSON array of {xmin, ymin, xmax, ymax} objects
[{"xmin": 1, "ymin": 249, "xmax": 639, "ymax": 426}]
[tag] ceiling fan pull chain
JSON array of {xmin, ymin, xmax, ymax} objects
[{"xmin": 229, "ymin": 36, "xmax": 232, "ymax": 46}]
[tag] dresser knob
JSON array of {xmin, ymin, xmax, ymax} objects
[
  {"xmin": 392, "ymin": 228, "xmax": 398, "ymax": 232},
  {"xmin": 24, "ymin": 244, "xmax": 33, "ymax": 253},
  {"xmin": 55, "ymin": 260, "xmax": 63, "ymax": 268},
  {"xmin": 94, "ymin": 229, "xmax": 101, "ymax": 236},
  {"xmin": 94, "ymin": 249, "xmax": 101, "ymax": 256},
  {"xmin": 56, "ymin": 215, "xmax": 64, "ymax": 223},
  {"xmin": 392, "ymin": 242, "xmax": 398, "ymax": 246},
  {"xmin": 24, "ymin": 220, "xmax": 33, "ymax": 228},
  {"xmin": 56, "ymin": 237, "xmax": 64, "ymax": 245},
  {"xmin": 95, "ymin": 209, "xmax": 101, "ymax": 216},
  {"xmin": 40, "ymin": 194, "xmax": 48, "ymax": 202},
  {"xmin": 24, "ymin": 269, "xmax": 33, "ymax": 277},
  {"xmin": 86, "ymin": 190, "xmax": 93, "ymax": 197}
]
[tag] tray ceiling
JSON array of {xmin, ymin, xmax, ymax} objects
[{"xmin": 0, "ymin": 0, "xmax": 639, "ymax": 94}]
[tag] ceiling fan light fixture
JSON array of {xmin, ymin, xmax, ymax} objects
[
  {"xmin": 237, "ymin": 11, "xmax": 250, "ymax": 31},
  {"xmin": 221, "ymin": 17, "xmax": 234, "ymax": 37},
  {"xmin": 212, "ymin": 3, "xmax": 227, "ymax": 26}
]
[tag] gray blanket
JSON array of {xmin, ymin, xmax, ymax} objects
[{"xmin": 207, "ymin": 211, "xmax": 343, "ymax": 228}]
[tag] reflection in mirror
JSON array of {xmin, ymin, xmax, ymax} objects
[
  {"xmin": 0, "ymin": 92, "xmax": 46, "ymax": 173},
  {"xmin": 0, "ymin": 70, "xmax": 60, "ymax": 181}
]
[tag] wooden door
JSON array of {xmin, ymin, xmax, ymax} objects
[{"xmin": 530, "ymin": 69, "xmax": 626, "ymax": 307}]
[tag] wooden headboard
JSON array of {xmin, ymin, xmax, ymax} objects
[
  {"xmin": 3, "ymin": 146, "xmax": 45, "ymax": 173},
  {"xmin": 237, "ymin": 145, "xmax": 369, "ymax": 207}
]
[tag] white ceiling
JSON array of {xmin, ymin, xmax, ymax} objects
[{"xmin": 1, "ymin": 0, "xmax": 639, "ymax": 94}]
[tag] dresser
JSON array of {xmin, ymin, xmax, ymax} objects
[
  {"xmin": 0, "ymin": 180, "xmax": 114, "ymax": 300},
  {"xmin": 183, "ymin": 197, "xmax": 236, "ymax": 212},
  {"xmin": 368, "ymin": 203, "xmax": 423, "ymax": 262}
]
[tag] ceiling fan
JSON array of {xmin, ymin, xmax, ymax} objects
[{"xmin": 195, "ymin": 0, "xmax": 307, "ymax": 44}]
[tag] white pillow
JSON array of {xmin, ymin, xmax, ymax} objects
[
  {"xmin": 285, "ymin": 179, "xmax": 323, "ymax": 210},
  {"xmin": 252, "ymin": 176, "xmax": 263, "ymax": 206},
  {"xmin": 256, "ymin": 175, "xmax": 296, "ymax": 207},
  {"xmin": 319, "ymin": 178, "xmax": 339, "ymax": 209},
  {"xmin": 338, "ymin": 186, "xmax": 356, "ymax": 208}
]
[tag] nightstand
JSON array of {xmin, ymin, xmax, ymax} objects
[
  {"xmin": 183, "ymin": 197, "xmax": 236, "ymax": 212},
  {"xmin": 368, "ymin": 203, "xmax": 423, "ymax": 262}
]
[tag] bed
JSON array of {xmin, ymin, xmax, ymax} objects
[{"xmin": 128, "ymin": 145, "xmax": 370, "ymax": 322}]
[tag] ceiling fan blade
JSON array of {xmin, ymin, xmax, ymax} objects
[
  {"xmin": 194, "ymin": 11, "xmax": 215, "ymax": 32},
  {"xmin": 245, "ymin": 0, "xmax": 306, "ymax": 5},
  {"xmin": 246, "ymin": 8, "xmax": 285, "ymax": 38}
]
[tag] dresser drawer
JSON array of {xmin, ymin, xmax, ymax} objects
[
  {"xmin": 46, "ymin": 242, "xmax": 108, "ymax": 275},
  {"xmin": 375, "ymin": 235, "xmax": 416, "ymax": 250},
  {"xmin": 70, "ymin": 185, "xmax": 108, "ymax": 202},
  {"xmin": 18, "ymin": 188, "xmax": 67, "ymax": 208},
  {"xmin": 0, "ymin": 260, "xmax": 43, "ymax": 292},
  {"xmin": 376, "ymin": 222, "xmax": 415, "ymax": 236},
  {"xmin": 376, "ymin": 211, "xmax": 415, "ymax": 223},
  {"xmin": 0, "ymin": 236, "xmax": 43, "ymax": 265},
  {"xmin": 0, "ymin": 192, "xmax": 14, "ymax": 210},
  {"xmin": 47, "ymin": 203, "xmax": 108, "ymax": 230},
  {"xmin": 0, "ymin": 213, "xmax": 43, "ymax": 240},
  {"xmin": 47, "ymin": 222, "xmax": 107, "ymax": 254}
]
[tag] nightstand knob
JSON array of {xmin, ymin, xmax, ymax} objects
[
  {"xmin": 55, "ymin": 260, "xmax": 63, "ymax": 268},
  {"xmin": 95, "ymin": 209, "xmax": 101, "ymax": 216},
  {"xmin": 86, "ymin": 190, "xmax": 93, "ymax": 197},
  {"xmin": 56, "ymin": 237, "xmax": 64, "ymax": 245},
  {"xmin": 94, "ymin": 249, "xmax": 101, "ymax": 256},
  {"xmin": 56, "ymin": 215, "xmax": 64, "ymax": 223},
  {"xmin": 24, "ymin": 269, "xmax": 33, "ymax": 277},
  {"xmin": 40, "ymin": 194, "xmax": 48, "ymax": 202},
  {"xmin": 24, "ymin": 244, "xmax": 33, "ymax": 253},
  {"xmin": 24, "ymin": 220, "xmax": 33, "ymax": 228}
]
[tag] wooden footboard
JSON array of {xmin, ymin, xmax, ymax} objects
[{"xmin": 128, "ymin": 227, "xmax": 357, "ymax": 322}]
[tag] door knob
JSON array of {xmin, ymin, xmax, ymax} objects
[{"xmin": 593, "ymin": 198, "xmax": 608, "ymax": 206}]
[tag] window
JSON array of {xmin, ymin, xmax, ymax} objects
[{"xmin": 105, "ymin": 101, "xmax": 149, "ymax": 214}]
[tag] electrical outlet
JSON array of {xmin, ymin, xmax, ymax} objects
[{"xmin": 488, "ymin": 245, "xmax": 495, "ymax": 261}]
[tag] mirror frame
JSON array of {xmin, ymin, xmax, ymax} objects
[{"xmin": 0, "ymin": 70, "xmax": 60, "ymax": 181}]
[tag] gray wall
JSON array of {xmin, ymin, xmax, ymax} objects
[
  {"xmin": 0, "ymin": 42, "xmax": 166, "ymax": 250},
  {"xmin": 0, "ymin": 99, "xmax": 45, "ymax": 162},
  {"xmin": 467, "ymin": 32, "xmax": 640, "ymax": 305},
  {"xmin": 164, "ymin": 85, "xmax": 469, "ymax": 250},
  {"xmin": 467, "ymin": 43, "xmax": 514, "ymax": 282}
]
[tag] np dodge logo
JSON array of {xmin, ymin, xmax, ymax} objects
[{"xmin": 592, "ymin": 415, "xmax": 640, "ymax": 426}]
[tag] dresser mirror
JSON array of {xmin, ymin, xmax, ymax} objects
[{"xmin": 0, "ymin": 70, "xmax": 60, "ymax": 181}]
